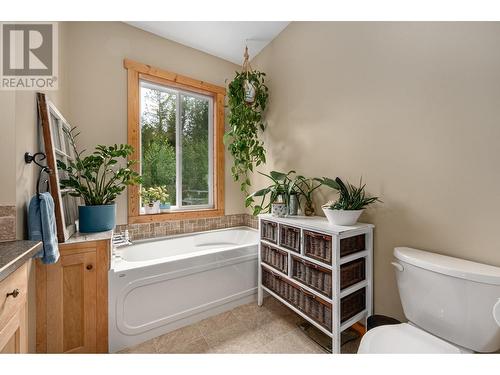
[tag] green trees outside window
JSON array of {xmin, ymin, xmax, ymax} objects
[{"xmin": 140, "ymin": 81, "xmax": 211, "ymax": 209}]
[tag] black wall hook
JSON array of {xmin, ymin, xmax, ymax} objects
[{"xmin": 25, "ymin": 152, "xmax": 51, "ymax": 196}]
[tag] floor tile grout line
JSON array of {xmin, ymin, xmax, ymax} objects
[{"xmin": 125, "ymin": 298, "xmax": 359, "ymax": 354}]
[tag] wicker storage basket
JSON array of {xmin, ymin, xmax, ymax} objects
[
  {"xmin": 340, "ymin": 258, "xmax": 366, "ymax": 290},
  {"xmin": 262, "ymin": 267, "xmax": 333, "ymax": 331},
  {"xmin": 340, "ymin": 287, "xmax": 366, "ymax": 323},
  {"xmin": 261, "ymin": 243, "xmax": 288, "ymax": 274},
  {"xmin": 304, "ymin": 230, "xmax": 332, "ymax": 264},
  {"xmin": 279, "ymin": 224, "xmax": 301, "ymax": 252},
  {"xmin": 291, "ymin": 256, "xmax": 366, "ymax": 297},
  {"xmin": 340, "ymin": 234, "xmax": 365, "ymax": 257},
  {"xmin": 261, "ymin": 220, "xmax": 278, "ymax": 243},
  {"xmin": 291, "ymin": 256, "xmax": 332, "ymax": 298}
]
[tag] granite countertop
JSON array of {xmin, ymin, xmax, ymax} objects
[
  {"xmin": 0, "ymin": 240, "xmax": 42, "ymax": 282},
  {"xmin": 63, "ymin": 230, "xmax": 114, "ymax": 245}
]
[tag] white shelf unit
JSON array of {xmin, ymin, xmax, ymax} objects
[{"xmin": 257, "ymin": 214, "xmax": 374, "ymax": 354}]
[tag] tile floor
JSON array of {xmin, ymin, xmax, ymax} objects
[{"xmin": 119, "ymin": 296, "xmax": 361, "ymax": 354}]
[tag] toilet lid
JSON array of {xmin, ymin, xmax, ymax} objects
[{"xmin": 357, "ymin": 323, "xmax": 467, "ymax": 354}]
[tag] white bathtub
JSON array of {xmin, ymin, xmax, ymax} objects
[{"xmin": 108, "ymin": 226, "xmax": 259, "ymax": 353}]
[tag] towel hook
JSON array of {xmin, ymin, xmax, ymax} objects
[{"xmin": 25, "ymin": 152, "xmax": 51, "ymax": 197}]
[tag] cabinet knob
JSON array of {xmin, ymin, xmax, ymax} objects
[
  {"xmin": 86, "ymin": 264, "xmax": 93, "ymax": 270},
  {"xmin": 6, "ymin": 288, "xmax": 20, "ymax": 298}
]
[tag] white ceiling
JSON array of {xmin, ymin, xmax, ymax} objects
[{"xmin": 126, "ymin": 21, "xmax": 289, "ymax": 65}]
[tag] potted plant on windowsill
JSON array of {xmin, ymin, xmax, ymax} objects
[
  {"xmin": 140, "ymin": 186, "xmax": 170, "ymax": 214},
  {"xmin": 57, "ymin": 127, "xmax": 142, "ymax": 233},
  {"xmin": 321, "ymin": 177, "xmax": 381, "ymax": 226},
  {"xmin": 140, "ymin": 187, "xmax": 159, "ymax": 214},
  {"xmin": 159, "ymin": 188, "xmax": 171, "ymax": 213}
]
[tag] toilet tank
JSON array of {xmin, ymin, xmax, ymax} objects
[{"xmin": 393, "ymin": 247, "xmax": 500, "ymax": 353}]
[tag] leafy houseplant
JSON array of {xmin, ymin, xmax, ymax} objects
[
  {"xmin": 291, "ymin": 176, "xmax": 324, "ymax": 216},
  {"xmin": 158, "ymin": 186, "xmax": 171, "ymax": 213},
  {"xmin": 224, "ymin": 68, "xmax": 269, "ymax": 196},
  {"xmin": 140, "ymin": 186, "xmax": 169, "ymax": 214},
  {"xmin": 321, "ymin": 177, "xmax": 381, "ymax": 226},
  {"xmin": 246, "ymin": 171, "xmax": 297, "ymax": 217},
  {"xmin": 57, "ymin": 127, "xmax": 142, "ymax": 233},
  {"xmin": 247, "ymin": 171, "xmax": 336, "ymax": 217}
]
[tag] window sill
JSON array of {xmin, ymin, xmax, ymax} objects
[{"xmin": 128, "ymin": 208, "xmax": 225, "ymax": 224}]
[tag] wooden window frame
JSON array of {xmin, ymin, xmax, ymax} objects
[
  {"xmin": 124, "ymin": 59, "xmax": 225, "ymax": 224},
  {"xmin": 37, "ymin": 92, "xmax": 78, "ymax": 242}
]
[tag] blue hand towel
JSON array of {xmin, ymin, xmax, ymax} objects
[{"xmin": 28, "ymin": 192, "xmax": 60, "ymax": 264}]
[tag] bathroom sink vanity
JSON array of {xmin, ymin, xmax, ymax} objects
[
  {"xmin": 0, "ymin": 240, "xmax": 42, "ymax": 353},
  {"xmin": 257, "ymin": 214, "xmax": 373, "ymax": 354},
  {"xmin": 36, "ymin": 231, "xmax": 112, "ymax": 353}
]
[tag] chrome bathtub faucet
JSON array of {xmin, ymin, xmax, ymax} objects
[{"xmin": 113, "ymin": 230, "xmax": 132, "ymax": 248}]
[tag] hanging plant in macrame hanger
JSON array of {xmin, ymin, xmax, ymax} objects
[
  {"xmin": 224, "ymin": 45, "xmax": 269, "ymax": 199},
  {"xmin": 242, "ymin": 47, "xmax": 257, "ymax": 105}
]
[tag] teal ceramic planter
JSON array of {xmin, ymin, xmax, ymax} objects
[
  {"xmin": 78, "ymin": 203, "xmax": 116, "ymax": 233},
  {"xmin": 160, "ymin": 202, "xmax": 171, "ymax": 210}
]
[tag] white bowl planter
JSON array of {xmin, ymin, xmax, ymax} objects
[
  {"xmin": 144, "ymin": 201, "xmax": 160, "ymax": 215},
  {"xmin": 322, "ymin": 207, "xmax": 363, "ymax": 226}
]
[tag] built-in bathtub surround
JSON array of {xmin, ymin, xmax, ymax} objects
[
  {"xmin": 115, "ymin": 213, "xmax": 258, "ymax": 241},
  {"xmin": 0, "ymin": 205, "xmax": 16, "ymax": 242},
  {"xmin": 108, "ymin": 227, "xmax": 259, "ymax": 352}
]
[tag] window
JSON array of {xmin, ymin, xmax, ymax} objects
[
  {"xmin": 140, "ymin": 81, "xmax": 213, "ymax": 210},
  {"xmin": 125, "ymin": 59, "xmax": 225, "ymax": 223},
  {"xmin": 37, "ymin": 93, "xmax": 79, "ymax": 242}
]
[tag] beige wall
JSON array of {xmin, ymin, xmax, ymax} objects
[
  {"xmin": 7, "ymin": 22, "xmax": 70, "ymax": 353},
  {"xmin": 64, "ymin": 22, "xmax": 246, "ymax": 224},
  {"xmin": 15, "ymin": 22, "xmax": 69, "ymax": 240},
  {"xmin": 252, "ymin": 22, "xmax": 500, "ymax": 320},
  {"xmin": 0, "ymin": 91, "xmax": 16, "ymax": 205}
]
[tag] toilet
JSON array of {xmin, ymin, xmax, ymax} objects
[{"xmin": 358, "ymin": 247, "xmax": 500, "ymax": 353}]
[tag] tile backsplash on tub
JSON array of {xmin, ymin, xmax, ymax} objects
[
  {"xmin": 0, "ymin": 205, "xmax": 16, "ymax": 242},
  {"xmin": 116, "ymin": 213, "xmax": 258, "ymax": 241},
  {"xmin": 245, "ymin": 214, "xmax": 258, "ymax": 230}
]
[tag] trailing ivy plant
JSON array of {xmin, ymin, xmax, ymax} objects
[{"xmin": 224, "ymin": 70, "xmax": 269, "ymax": 195}]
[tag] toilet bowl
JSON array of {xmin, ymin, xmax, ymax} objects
[
  {"xmin": 358, "ymin": 323, "xmax": 471, "ymax": 354},
  {"xmin": 358, "ymin": 247, "xmax": 500, "ymax": 354}
]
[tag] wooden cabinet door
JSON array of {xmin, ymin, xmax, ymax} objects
[
  {"xmin": 46, "ymin": 251, "xmax": 97, "ymax": 353},
  {"xmin": 0, "ymin": 307, "xmax": 27, "ymax": 353}
]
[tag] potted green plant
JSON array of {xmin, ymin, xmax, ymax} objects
[
  {"xmin": 158, "ymin": 186, "xmax": 171, "ymax": 213},
  {"xmin": 140, "ymin": 186, "xmax": 170, "ymax": 214},
  {"xmin": 57, "ymin": 127, "xmax": 142, "ymax": 233},
  {"xmin": 291, "ymin": 175, "xmax": 324, "ymax": 216},
  {"xmin": 224, "ymin": 47, "xmax": 269, "ymax": 196},
  {"xmin": 246, "ymin": 170, "xmax": 296, "ymax": 217},
  {"xmin": 321, "ymin": 177, "xmax": 381, "ymax": 226},
  {"xmin": 139, "ymin": 187, "xmax": 157, "ymax": 214}
]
